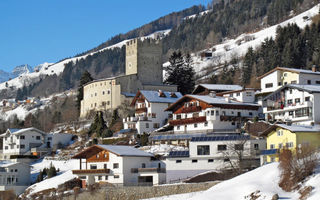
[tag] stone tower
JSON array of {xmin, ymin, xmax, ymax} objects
[{"xmin": 125, "ymin": 38, "xmax": 163, "ymax": 85}]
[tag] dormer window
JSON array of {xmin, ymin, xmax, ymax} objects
[
  {"xmin": 158, "ymin": 90, "xmax": 166, "ymax": 97},
  {"xmin": 170, "ymin": 93, "xmax": 177, "ymax": 98}
]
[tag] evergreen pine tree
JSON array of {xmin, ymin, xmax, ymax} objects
[{"xmin": 76, "ymin": 70, "xmax": 93, "ymax": 112}]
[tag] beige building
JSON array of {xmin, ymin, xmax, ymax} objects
[{"xmin": 80, "ymin": 38, "xmax": 177, "ymax": 118}]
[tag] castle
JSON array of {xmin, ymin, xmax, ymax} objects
[{"xmin": 80, "ymin": 38, "xmax": 177, "ymax": 118}]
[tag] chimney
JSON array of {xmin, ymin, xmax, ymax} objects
[
  {"xmin": 209, "ymin": 91, "xmax": 216, "ymax": 98},
  {"xmin": 312, "ymin": 65, "xmax": 317, "ymax": 72}
]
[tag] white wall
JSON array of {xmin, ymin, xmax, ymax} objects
[{"xmin": 261, "ymin": 71, "xmax": 280, "ymax": 93}]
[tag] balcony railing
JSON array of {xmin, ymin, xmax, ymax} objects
[
  {"xmin": 169, "ymin": 116, "xmax": 206, "ymax": 126},
  {"xmin": 131, "ymin": 168, "xmax": 166, "ymax": 173},
  {"xmin": 267, "ymin": 101, "xmax": 312, "ymax": 112},
  {"xmin": 72, "ymin": 168, "xmax": 110, "ymax": 174},
  {"xmin": 135, "ymin": 107, "xmax": 147, "ymax": 114},
  {"xmin": 181, "ymin": 106, "xmax": 202, "ymax": 113},
  {"xmin": 220, "ymin": 115, "xmax": 248, "ymax": 121}
]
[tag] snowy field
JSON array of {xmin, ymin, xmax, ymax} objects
[
  {"xmin": 147, "ymin": 162, "xmax": 320, "ymax": 200},
  {"xmin": 25, "ymin": 158, "xmax": 78, "ymax": 195}
]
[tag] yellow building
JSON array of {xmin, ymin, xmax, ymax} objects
[{"xmin": 260, "ymin": 124, "xmax": 320, "ymax": 163}]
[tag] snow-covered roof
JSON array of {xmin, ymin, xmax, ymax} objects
[
  {"xmin": 1, "ymin": 127, "xmax": 47, "ymax": 137},
  {"xmin": 121, "ymin": 92, "xmax": 136, "ymax": 97},
  {"xmin": 196, "ymin": 84, "xmax": 243, "ymax": 91},
  {"xmin": 0, "ymin": 160, "xmax": 19, "ymax": 168},
  {"xmin": 97, "ymin": 145, "xmax": 153, "ymax": 157},
  {"xmin": 139, "ymin": 90, "xmax": 182, "ymax": 103},
  {"xmin": 8, "ymin": 128, "xmax": 21, "ymax": 133},
  {"xmin": 261, "ymin": 124, "xmax": 320, "ymax": 136},
  {"xmin": 258, "ymin": 67, "xmax": 320, "ymax": 79},
  {"xmin": 187, "ymin": 95, "xmax": 259, "ymax": 107}
]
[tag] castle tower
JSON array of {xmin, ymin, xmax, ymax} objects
[{"xmin": 125, "ymin": 38, "xmax": 163, "ymax": 85}]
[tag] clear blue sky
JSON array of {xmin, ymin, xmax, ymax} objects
[{"xmin": 0, "ymin": 0, "xmax": 211, "ymax": 72}]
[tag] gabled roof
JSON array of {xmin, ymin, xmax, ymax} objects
[
  {"xmin": 263, "ymin": 84, "xmax": 320, "ymax": 101},
  {"xmin": 192, "ymin": 84, "xmax": 243, "ymax": 94},
  {"xmin": 1, "ymin": 127, "xmax": 47, "ymax": 137},
  {"xmin": 131, "ymin": 90, "xmax": 182, "ymax": 106},
  {"xmin": 165, "ymin": 95, "xmax": 260, "ymax": 111},
  {"xmin": 72, "ymin": 145, "xmax": 153, "ymax": 159},
  {"xmin": 257, "ymin": 67, "xmax": 320, "ymax": 80},
  {"xmin": 216, "ymin": 88, "xmax": 258, "ymax": 96},
  {"xmin": 260, "ymin": 124, "xmax": 320, "ymax": 137}
]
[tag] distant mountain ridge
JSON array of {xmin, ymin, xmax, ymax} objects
[{"xmin": 0, "ymin": 64, "xmax": 33, "ymax": 83}]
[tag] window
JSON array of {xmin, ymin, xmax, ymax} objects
[
  {"xmin": 231, "ymin": 122, "xmax": 235, "ymax": 125},
  {"xmin": 96, "ymin": 154, "xmax": 100, "ymax": 158},
  {"xmin": 141, "ymin": 163, "xmax": 146, "ymax": 168},
  {"xmin": 237, "ymin": 92, "xmax": 240, "ymax": 96},
  {"xmin": 217, "ymin": 145, "xmax": 227, "ymax": 151},
  {"xmin": 249, "ymin": 112, "xmax": 253, "ymax": 116},
  {"xmin": 90, "ymin": 165, "xmax": 97, "ymax": 169},
  {"xmin": 234, "ymin": 144, "xmax": 244, "ymax": 151},
  {"xmin": 246, "ymin": 92, "xmax": 252, "ymax": 96},
  {"xmin": 36, "ymin": 136, "xmax": 41, "ymax": 140},
  {"xmin": 307, "ymin": 80, "xmax": 311, "ymax": 84},
  {"xmin": 177, "ymin": 126, "xmax": 180, "ymax": 130},
  {"xmin": 204, "ymin": 122, "xmax": 208, "ymax": 127},
  {"xmin": 105, "ymin": 176, "xmax": 108, "ymax": 180},
  {"xmin": 194, "ymin": 124, "xmax": 198, "ymax": 128},
  {"xmin": 20, "ymin": 135, "xmax": 25, "ymax": 140},
  {"xmin": 284, "ymin": 73, "xmax": 287, "ymax": 77},
  {"xmin": 47, "ymin": 137, "xmax": 52, "ymax": 141},
  {"xmin": 224, "ymin": 158, "xmax": 230, "ymax": 162},
  {"xmin": 289, "ymin": 89, "xmax": 293, "ymax": 94},
  {"xmin": 197, "ymin": 145, "xmax": 210, "ymax": 155},
  {"xmin": 277, "ymin": 130, "xmax": 283, "ymax": 136},
  {"xmin": 192, "ymin": 159, "xmax": 198, "ymax": 163},
  {"xmin": 295, "ymin": 98, "xmax": 300, "ymax": 104},
  {"xmin": 278, "ymin": 143, "xmax": 283, "ymax": 149},
  {"xmin": 230, "ymin": 93, "xmax": 233, "ymax": 97},
  {"xmin": 289, "ymin": 111, "xmax": 293, "ymax": 116},
  {"xmin": 20, "ymin": 145, "xmax": 25, "ymax": 149},
  {"xmin": 208, "ymin": 159, "xmax": 214, "ymax": 163},
  {"xmin": 114, "ymin": 175, "xmax": 119, "ymax": 179},
  {"xmin": 152, "ymin": 113, "xmax": 156, "ymax": 118},
  {"xmin": 265, "ymin": 83, "xmax": 273, "ymax": 88},
  {"xmin": 95, "ymin": 93, "xmax": 97, "ymax": 96},
  {"xmin": 146, "ymin": 123, "xmax": 149, "ymax": 128},
  {"xmin": 98, "ymin": 176, "xmax": 102, "ymax": 180},
  {"xmin": 287, "ymin": 99, "xmax": 293, "ymax": 105},
  {"xmin": 216, "ymin": 111, "xmax": 219, "ymax": 116},
  {"xmin": 316, "ymin": 81, "xmax": 320, "ymax": 84},
  {"xmin": 5, "ymin": 146, "xmax": 8, "ymax": 150},
  {"xmin": 153, "ymin": 123, "xmax": 160, "ymax": 128},
  {"xmin": 211, "ymin": 110, "xmax": 214, "ymax": 116},
  {"xmin": 291, "ymin": 81, "xmax": 297, "ymax": 84},
  {"xmin": 107, "ymin": 90, "xmax": 111, "ymax": 94},
  {"xmin": 113, "ymin": 163, "xmax": 119, "ymax": 169},
  {"xmin": 286, "ymin": 142, "xmax": 294, "ymax": 148},
  {"xmin": 104, "ymin": 164, "xmax": 107, "ymax": 169},
  {"xmin": 270, "ymin": 144, "xmax": 275, "ymax": 149},
  {"xmin": 305, "ymin": 97, "xmax": 310, "ymax": 102},
  {"xmin": 176, "ymin": 114, "xmax": 181, "ymax": 119},
  {"xmin": 254, "ymin": 144, "xmax": 259, "ymax": 150},
  {"xmin": 102, "ymin": 91, "xmax": 105, "ymax": 95},
  {"xmin": 176, "ymin": 160, "xmax": 182, "ymax": 163}
]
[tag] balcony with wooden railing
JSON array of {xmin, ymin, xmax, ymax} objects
[
  {"xmin": 181, "ymin": 106, "xmax": 202, "ymax": 113},
  {"xmin": 169, "ymin": 116, "xmax": 206, "ymax": 126},
  {"xmin": 135, "ymin": 107, "xmax": 147, "ymax": 114},
  {"xmin": 131, "ymin": 168, "xmax": 166, "ymax": 173},
  {"xmin": 72, "ymin": 168, "xmax": 110, "ymax": 175}
]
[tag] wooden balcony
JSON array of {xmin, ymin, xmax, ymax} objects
[
  {"xmin": 135, "ymin": 107, "xmax": 147, "ymax": 114},
  {"xmin": 169, "ymin": 116, "xmax": 206, "ymax": 126},
  {"xmin": 181, "ymin": 106, "xmax": 202, "ymax": 113},
  {"xmin": 72, "ymin": 168, "xmax": 110, "ymax": 175},
  {"xmin": 131, "ymin": 168, "xmax": 166, "ymax": 173}
]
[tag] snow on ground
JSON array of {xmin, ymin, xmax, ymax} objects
[
  {"xmin": 148, "ymin": 162, "xmax": 320, "ymax": 200},
  {"xmin": 140, "ymin": 144, "xmax": 188, "ymax": 156},
  {"xmin": 26, "ymin": 158, "xmax": 78, "ymax": 195},
  {"xmin": 192, "ymin": 4, "xmax": 320, "ymax": 75}
]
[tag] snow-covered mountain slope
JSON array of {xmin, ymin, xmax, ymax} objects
[
  {"xmin": 148, "ymin": 162, "xmax": 320, "ymax": 200},
  {"xmin": 11, "ymin": 64, "xmax": 33, "ymax": 77},
  {"xmin": 0, "ymin": 69, "xmax": 12, "ymax": 83},
  {"xmin": 191, "ymin": 3, "xmax": 320, "ymax": 77},
  {"xmin": 0, "ymin": 29, "xmax": 171, "ymax": 91}
]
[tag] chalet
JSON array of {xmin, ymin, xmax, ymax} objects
[
  {"xmin": 165, "ymin": 95, "xmax": 261, "ymax": 134},
  {"xmin": 262, "ymin": 84, "xmax": 320, "ymax": 125},
  {"xmin": 192, "ymin": 84, "xmax": 243, "ymax": 95},
  {"xmin": 260, "ymin": 124, "xmax": 320, "ymax": 164},
  {"xmin": 72, "ymin": 145, "xmax": 166, "ymax": 187},
  {"xmin": 165, "ymin": 135, "xmax": 266, "ymax": 182},
  {"xmin": 123, "ymin": 90, "xmax": 182, "ymax": 134},
  {"xmin": 0, "ymin": 128, "xmax": 73, "ymax": 159},
  {"xmin": 0, "ymin": 160, "xmax": 31, "ymax": 195}
]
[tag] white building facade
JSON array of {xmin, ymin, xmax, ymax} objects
[
  {"xmin": 166, "ymin": 95, "xmax": 261, "ymax": 134},
  {"xmin": 165, "ymin": 135, "xmax": 266, "ymax": 182},
  {"xmin": 72, "ymin": 145, "xmax": 166, "ymax": 186},
  {"xmin": 123, "ymin": 90, "xmax": 182, "ymax": 134},
  {"xmin": 0, "ymin": 161, "xmax": 30, "ymax": 195},
  {"xmin": 0, "ymin": 128, "xmax": 73, "ymax": 159},
  {"xmin": 263, "ymin": 84, "xmax": 320, "ymax": 125}
]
